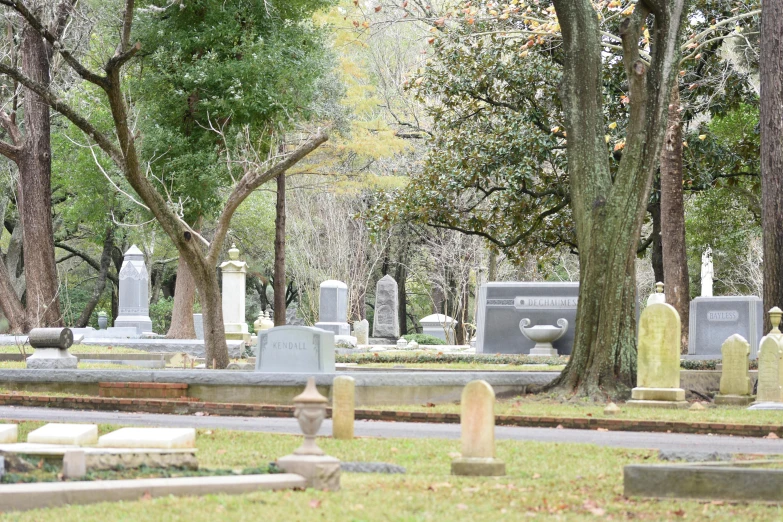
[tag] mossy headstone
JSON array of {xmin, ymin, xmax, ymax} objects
[
  {"xmin": 451, "ymin": 380, "xmax": 505, "ymax": 476},
  {"xmin": 714, "ymin": 334, "xmax": 753, "ymax": 406}
]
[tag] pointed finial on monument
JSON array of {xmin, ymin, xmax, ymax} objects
[
  {"xmin": 769, "ymin": 307, "xmax": 783, "ymax": 334},
  {"xmin": 228, "ymin": 244, "xmax": 239, "ymax": 260},
  {"xmin": 655, "ymin": 282, "xmax": 664, "ymax": 294}
]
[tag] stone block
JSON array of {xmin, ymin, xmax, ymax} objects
[
  {"xmin": 0, "ymin": 424, "xmax": 18, "ymax": 443},
  {"xmin": 353, "ymin": 319, "xmax": 369, "ymax": 345},
  {"xmin": 714, "ymin": 394, "xmax": 754, "ymax": 406},
  {"xmin": 452, "ymin": 380, "xmax": 505, "ymax": 476},
  {"xmin": 451, "ymin": 457, "xmax": 506, "ymax": 477},
  {"xmin": 276, "ymin": 454, "xmax": 340, "ymax": 491},
  {"xmin": 62, "ymin": 450, "xmax": 86, "ymax": 479},
  {"xmin": 688, "ymin": 296, "xmax": 762, "ymax": 359},
  {"xmin": 26, "ymin": 348, "xmax": 78, "ymax": 369},
  {"xmin": 630, "ymin": 387, "xmax": 686, "ymax": 402},
  {"xmin": 373, "ymin": 275, "xmax": 399, "ymax": 338},
  {"xmin": 98, "ymin": 428, "xmax": 196, "ymax": 449},
  {"xmin": 256, "ymin": 326, "xmax": 335, "ymax": 373},
  {"xmin": 318, "ymin": 280, "xmax": 348, "ymax": 323},
  {"xmin": 475, "ymin": 282, "xmax": 579, "ymax": 355},
  {"xmin": 193, "ymin": 314, "xmax": 204, "ymax": 340},
  {"xmin": 28, "ymin": 424, "xmax": 98, "ymax": 445},
  {"xmin": 332, "ymin": 376, "xmax": 355, "ymax": 440}
]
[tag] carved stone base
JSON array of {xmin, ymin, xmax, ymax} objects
[
  {"xmin": 276, "ymin": 454, "xmax": 340, "ymax": 491},
  {"xmin": 714, "ymin": 394, "xmax": 754, "ymax": 406},
  {"xmin": 26, "ymin": 348, "xmax": 78, "ymax": 369},
  {"xmin": 631, "ymin": 387, "xmax": 685, "ymax": 402}
]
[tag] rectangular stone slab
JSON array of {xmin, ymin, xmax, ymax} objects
[
  {"xmin": 624, "ymin": 463, "xmax": 783, "ymax": 501},
  {"xmin": 0, "ymin": 424, "xmax": 17, "ymax": 443},
  {"xmin": 98, "ymin": 428, "xmax": 196, "ymax": 449},
  {"xmin": 0, "ymin": 474, "xmax": 306, "ymax": 512},
  {"xmin": 27, "ymin": 424, "xmax": 97, "ymax": 445}
]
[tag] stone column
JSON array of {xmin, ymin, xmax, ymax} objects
[
  {"xmin": 314, "ymin": 280, "xmax": 350, "ymax": 336},
  {"xmin": 219, "ymin": 245, "xmax": 250, "ymax": 344},
  {"xmin": 332, "ymin": 376, "xmax": 355, "ymax": 440},
  {"xmin": 372, "ymin": 275, "xmax": 399, "ymax": 339},
  {"xmin": 451, "ymin": 380, "xmax": 505, "ymax": 476},
  {"xmin": 113, "ymin": 245, "xmax": 153, "ymax": 335}
]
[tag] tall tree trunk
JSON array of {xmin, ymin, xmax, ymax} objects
[
  {"xmin": 110, "ymin": 281, "xmax": 118, "ymax": 327},
  {"xmin": 0, "ymin": 258, "xmax": 24, "ymax": 332},
  {"xmin": 649, "ymin": 183, "xmax": 664, "ymax": 284},
  {"xmin": 165, "ymin": 256, "xmax": 197, "ymax": 339},
  {"xmin": 273, "ymin": 172, "xmax": 286, "ymax": 326},
  {"xmin": 75, "ymin": 227, "xmax": 114, "ymax": 327},
  {"xmin": 660, "ymin": 85, "xmax": 690, "ymax": 351},
  {"xmin": 762, "ymin": 0, "xmax": 783, "ymax": 329},
  {"xmin": 548, "ymin": 0, "xmax": 685, "ymax": 398},
  {"xmin": 488, "ymin": 249, "xmax": 498, "ymax": 282},
  {"xmin": 17, "ymin": 15, "xmax": 62, "ymax": 329},
  {"xmin": 396, "ymin": 261, "xmax": 407, "ymax": 336}
]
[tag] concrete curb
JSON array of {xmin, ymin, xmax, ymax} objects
[{"xmin": 0, "ymin": 473, "xmax": 306, "ymax": 512}]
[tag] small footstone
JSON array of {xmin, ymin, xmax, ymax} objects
[
  {"xmin": 689, "ymin": 402, "xmax": 705, "ymax": 411},
  {"xmin": 603, "ymin": 403, "xmax": 620, "ymax": 415},
  {"xmin": 98, "ymin": 428, "xmax": 195, "ymax": 449},
  {"xmin": 28, "ymin": 424, "xmax": 97, "ymax": 445},
  {"xmin": 62, "ymin": 450, "xmax": 86, "ymax": 479},
  {"xmin": 0, "ymin": 425, "xmax": 18, "ymax": 444}
]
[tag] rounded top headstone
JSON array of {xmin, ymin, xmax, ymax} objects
[
  {"xmin": 123, "ymin": 245, "xmax": 144, "ymax": 261},
  {"xmin": 320, "ymin": 280, "xmax": 348, "ymax": 289},
  {"xmin": 228, "ymin": 244, "xmax": 240, "ymax": 260}
]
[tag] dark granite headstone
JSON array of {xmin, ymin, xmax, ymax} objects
[{"xmin": 687, "ymin": 296, "xmax": 762, "ymax": 359}]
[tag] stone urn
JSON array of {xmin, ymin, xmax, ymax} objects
[
  {"xmin": 254, "ymin": 311, "xmax": 274, "ymax": 333},
  {"xmin": 97, "ymin": 311, "xmax": 108, "ymax": 330},
  {"xmin": 519, "ymin": 318, "xmax": 568, "ymax": 357},
  {"xmin": 292, "ymin": 377, "xmax": 328, "ymax": 456}
]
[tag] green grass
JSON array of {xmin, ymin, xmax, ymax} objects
[
  {"xmin": 375, "ymin": 396, "xmax": 783, "ymax": 427},
  {"xmin": 0, "ymin": 421, "xmax": 780, "ymax": 521}
]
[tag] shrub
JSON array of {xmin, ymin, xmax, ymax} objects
[
  {"xmin": 402, "ymin": 333, "xmax": 447, "ymax": 345},
  {"xmin": 149, "ymin": 297, "xmax": 174, "ymax": 334}
]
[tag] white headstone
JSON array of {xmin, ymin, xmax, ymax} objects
[
  {"xmin": 27, "ymin": 424, "xmax": 98, "ymax": 445},
  {"xmin": 0, "ymin": 425, "xmax": 17, "ymax": 443},
  {"xmin": 220, "ymin": 245, "xmax": 249, "ymax": 342},
  {"xmin": 114, "ymin": 245, "xmax": 153, "ymax": 335},
  {"xmin": 98, "ymin": 428, "xmax": 196, "ymax": 449},
  {"xmin": 373, "ymin": 275, "xmax": 399, "ymax": 338},
  {"xmin": 256, "ymin": 325, "xmax": 335, "ymax": 372},
  {"xmin": 701, "ymin": 247, "xmax": 713, "ymax": 297},
  {"xmin": 353, "ymin": 319, "xmax": 369, "ymax": 345},
  {"xmin": 420, "ymin": 314, "xmax": 456, "ymax": 343},
  {"xmin": 314, "ymin": 280, "xmax": 350, "ymax": 336}
]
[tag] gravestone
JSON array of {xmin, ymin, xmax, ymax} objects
[
  {"xmin": 714, "ymin": 334, "xmax": 753, "ymax": 406},
  {"xmin": 687, "ymin": 296, "xmax": 762, "ymax": 359},
  {"xmin": 629, "ymin": 303, "xmax": 688, "ymax": 408},
  {"xmin": 314, "ymin": 280, "xmax": 350, "ymax": 336},
  {"xmin": 373, "ymin": 275, "xmax": 399, "ymax": 339},
  {"xmin": 219, "ymin": 245, "xmax": 250, "ymax": 344},
  {"xmin": 28, "ymin": 423, "xmax": 98, "ymax": 445},
  {"xmin": 646, "ymin": 282, "xmax": 665, "ymax": 306},
  {"xmin": 419, "ymin": 314, "xmax": 456, "ymax": 343},
  {"xmin": 451, "ymin": 380, "xmax": 505, "ymax": 476},
  {"xmin": 193, "ymin": 314, "xmax": 204, "ymax": 340},
  {"xmin": 113, "ymin": 245, "xmax": 153, "ymax": 335},
  {"xmin": 476, "ymin": 282, "xmax": 579, "ymax": 355},
  {"xmin": 255, "ymin": 325, "xmax": 335, "ymax": 373},
  {"xmin": 353, "ymin": 319, "xmax": 369, "ymax": 345},
  {"xmin": 332, "ymin": 376, "xmax": 355, "ymax": 440},
  {"xmin": 25, "ymin": 328, "xmax": 78, "ymax": 369},
  {"xmin": 753, "ymin": 311, "xmax": 783, "ymax": 405}
]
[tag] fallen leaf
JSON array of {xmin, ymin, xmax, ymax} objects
[
  {"xmin": 353, "ymin": 504, "xmax": 364, "ymax": 510},
  {"xmin": 766, "ymin": 432, "xmax": 779, "ymax": 439},
  {"xmin": 391, "ymin": 447, "xmax": 398, "ymax": 453},
  {"xmin": 428, "ymin": 482, "xmax": 453, "ymax": 491},
  {"xmin": 217, "ymin": 449, "xmax": 227, "ymax": 455},
  {"xmin": 309, "ymin": 499, "xmax": 322, "ymax": 509},
  {"xmin": 532, "ymin": 473, "xmax": 541, "ymax": 479},
  {"xmin": 457, "ymin": 504, "xmax": 468, "ymax": 510},
  {"xmin": 673, "ymin": 509, "xmax": 686, "ymax": 517},
  {"xmin": 597, "ymin": 428, "xmax": 609, "ymax": 432},
  {"xmin": 556, "ymin": 425, "xmax": 564, "ymax": 430},
  {"xmin": 141, "ymin": 491, "xmax": 152, "ymax": 501},
  {"xmin": 462, "ymin": 486, "xmax": 480, "ymax": 493}
]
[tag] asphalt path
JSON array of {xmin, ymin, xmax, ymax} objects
[{"xmin": 0, "ymin": 406, "xmax": 782, "ymax": 455}]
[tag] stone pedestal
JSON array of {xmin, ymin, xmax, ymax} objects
[
  {"xmin": 751, "ymin": 311, "xmax": 783, "ymax": 409},
  {"xmin": 314, "ymin": 280, "xmax": 350, "ymax": 336},
  {"xmin": 114, "ymin": 245, "xmax": 154, "ymax": 335},
  {"xmin": 629, "ymin": 303, "xmax": 688, "ymax": 409},
  {"xmin": 26, "ymin": 328, "xmax": 78, "ymax": 369},
  {"xmin": 220, "ymin": 246, "xmax": 250, "ymax": 344},
  {"xmin": 276, "ymin": 454, "xmax": 340, "ymax": 491}
]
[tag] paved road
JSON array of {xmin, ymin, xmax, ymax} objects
[{"xmin": 0, "ymin": 406, "xmax": 781, "ymax": 455}]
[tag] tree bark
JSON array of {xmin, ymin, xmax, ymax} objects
[
  {"xmin": 649, "ymin": 185, "xmax": 664, "ymax": 284},
  {"xmin": 166, "ymin": 256, "xmax": 197, "ymax": 339},
  {"xmin": 395, "ymin": 260, "xmax": 408, "ymax": 336},
  {"xmin": 762, "ymin": 0, "xmax": 783, "ymax": 329},
  {"xmin": 273, "ymin": 172, "xmax": 286, "ymax": 326},
  {"xmin": 660, "ymin": 85, "xmax": 690, "ymax": 352},
  {"xmin": 75, "ymin": 227, "xmax": 114, "ymax": 327},
  {"xmin": 548, "ymin": 0, "xmax": 685, "ymax": 398},
  {"xmin": 0, "ymin": 257, "xmax": 25, "ymax": 332}
]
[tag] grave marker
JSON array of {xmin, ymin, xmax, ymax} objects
[
  {"xmin": 314, "ymin": 280, "xmax": 351, "ymax": 336},
  {"xmin": 451, "ymin": 380, "xmax": 505, "ymax": 476},
  {"xmin": 220, "ymin": 245, "xmax": 250, "ymax": 344},
  {"xmin": 332, "ymin": 376, "xmax": 355, "ymax": 440},
  {"xmin": 25, "ymin": 328, "xmax": 78, "ymax": 369},
  {"xmin": 114, "ymin": 245, "xmax": 153, "ymax": 335},
  {"xmin": 373, "ymin": 275, "xmax": 399, "ymax": 339},
  {"xmin": 714, "ymin": 334, "xmax": 753, "ymax": 406},
  {"xmin": 353, "ymin": 319, "xmax": 369, "ymax": 345},
  {"xmin": 255, "ymin": 326, "xmax": 335, "ymax": 373}
]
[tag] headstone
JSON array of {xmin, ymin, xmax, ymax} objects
[
  {"xmin": 451, "ymin": 380, "xmax": 505, "ymax": 476},
  {"xmin": 28, "ymin": 423, "xmax": 98, "ymax": 445},
  {"xmin": 98, "ymin": 428, "xmax": 196, "ymax": 449},
  {"xmin": 255, "ymin": 325, "xmax": 335, "ymax": 373},
  {"xmin": 646, "ymin": 282, "xmax": 666, "ymax": 306},
  {"xmin": 629, "ymin": 303, "xmax": 688, "ymax": 408},
  {"xmin": 396, "ymin": 338, "xmax": 407, "ymax": 349},
  {"xmin": 193, "ymin": 314, "xmax": 204, "ymax": 340},
  {"xmin": 755, "ymin": 322, "xmax": 783, "ymax": 404},
  {"xmin": 353, "ymin": 319, "xmax": 369, "ymax": 345},
  {"xmin": 714, "ymin": 334, "xmax": 754, "ymax": 406},
  {"xmin": 476, "ymin": 282, "xmax": 579, "ymax": 355},
  {"xmin": 219, "ymin": 245, "xmax": 250, "ymax": 344},
  {"xmin": 419, "ymin": 314, "xmax": 456, "ymax": 343},
  {"xmin": 687, "ymin": 296, "xmax": 763, "ymax": 359},
  {"xmin": 314, "ymin": 280, "xmax": 351, "ymax": 336},
  {"xmin": 701, "ymin": 247, "xmax": 714, "ymax": 297},
  {"xmin": 332, "ymin": 376, "xmax": 355, "ymax": 440},
  {"xmin": 113, "ymin": 245, "xmax": 153, "ymax": 335},
  {"xmin": 372, "ymin": 275, "xmax": 399, "ymax": 339},
  {"xmin": 25, "ymin": 328, "xmax": 78, "ymax": 369},
  {"xmin": 62, "ymin": 450, "xmax": 86, "ymax": 479},
  {"xmin": 0, "ymin": 425, "xmax": 17, "ymax": 443}
]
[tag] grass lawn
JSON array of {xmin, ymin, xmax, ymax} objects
[
  {"xmin": 0, "ymin": 345, "xmax": 149, "ymax": 355},
  {"xmin": 375, "ymin": 395, "xmax": 783, "ymax": 427},
  {"xmin": 0, "ymin": 421, "xmax": 779, "ymax": 521}
]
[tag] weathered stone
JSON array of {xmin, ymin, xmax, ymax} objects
[
  {"xmin": 62, "ymin": 450, "xmax": 86, "ymax": 479},
  {"xmin": 658, "ymin": 451, "xmax": 732, "ymax": 462},
  {"xmin": 687, "ymin": 296, "xmax": 763, "ymax": 359},
  {"xmin": 451, "ymin": 380, "xmax": 505, "ymax": 476},
  {"xmin": 332, "ymin": 376, "xmax": 355, "ymax": 440},
  {"xmin": 314, "ymin": 280, "xmax": 351, "ymax": 336},
  {"xmin": 340, "ymin": 462, "xmax": 406, "ymax": 474},
  {"xmin": 373, "ymin": 275, "xmax": 399, "ymax": 339},
  {"xmin": 353, "ymin": 319, "xmax": 369, "ymax": 345},
  {"xmin": 0, "ymin": 425, "xmax": 17, "ymax": 444},
  {"xmin": 630, "ymin": 303, "xmax": 687, "ymax": 408},
  {"xmin": 255, "ymin": 326, "xmax": 335, "ymax": 373},
  {"xmin": 419, "ymin": 314, "xmax": 456, "ymax": 343},
  {"xmin": 714, "ymin": 334, "xmax": 753, "ymax": 405},
  {"xmin": 220, "ymin": 245, "xmax": 250, "ymax": 343},
  {"xmin": 193, "ymin": 314, "xmax": 204, "ymax": 340},
  {"xmin": 28, "ymin": 328, "xmax": 73, "ymax": 349},
  {"xmin": 26, "ymin": 348, "xmax": 77, "ymax": 369},
  {"xmin": 98, "ymin": 428, "xmax": 196, "ymax": 449},
  {"xmin": 28, "ymin": 424, "xmax": 98, "ymax": 445},
  {"xmin": 276, "ymin": 454, "xmax": 341, "ymax": 491},
  {"xmin": 755, "ymin": 335, "xmax": 782, "ymax": 403},
  {"xmin": 114, "ymin": 245, "xmax": 153, "ymax": 335}
]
